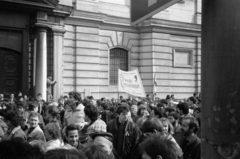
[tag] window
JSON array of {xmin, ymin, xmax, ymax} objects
[
  {"xmin": 173, "ymin": 48, "xmax": 194, "ymax": 68},
  {"xmin": 109, "ymin": 48, "xmax": 128, "ymax": 85}
]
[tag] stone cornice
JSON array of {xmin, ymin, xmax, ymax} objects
[
  {"xmin": 0, "ymin": 0, "xmax": 58, "ymax": 11},
  {"xmin": 72, "ymin": 10, "xmax": 130, "ymax": 26},
  {"xmin": 138, "ymin": 18, "xmax": 201, "ymax": 36},
  {"xmin": 65, "ymin": 16, "xmax": 138, "ymax": 33},
  {"xmin": 51, "ymin": 4, "xmax": 73, "ymax": 17},
  {"xmin": 64, "ymin": 10, "xmax": 201, "ymax": 35}
]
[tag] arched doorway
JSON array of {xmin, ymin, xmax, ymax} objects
[{"xmin": 0, "ymin": 48, "xmax": 22, "ymax": 96}]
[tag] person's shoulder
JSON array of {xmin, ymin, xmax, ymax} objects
[
  {"xmin": 196, "ymin": 135, "xmax": 201, "ymax": 144},
  {"xmin": 15, "ymin": 127, "xmax": 26, "ymax": 135},
  {"xmin": 126, "ymin": 120, "xmax": 140, "ymax": 130},
  {"xmin": 65, "ymin": 108, "xmax": 72, "ymax": 113},
  {"xmin": 107, "ymin": 118, "xmax": 116, "ymax": 126},
  {"xmin": 96, "ymin": 118, "xmax": 106, "ymax": 124},
  {"xmin": 34, "ymin": 125, "xmax": 44, "ymax": 133}
]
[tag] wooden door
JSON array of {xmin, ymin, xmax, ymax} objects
[{"xmin": 0, "ymin": 48, "xmax": 22, "ymax": 96}]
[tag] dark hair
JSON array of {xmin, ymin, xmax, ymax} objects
[
  {"xmin": 188, "ymin": 96, "xmax": 197, "ymax": 104},
  {"xmin": 29, "ymin": 111, "xmax": 39, "ymax": 119},
  {"xmin": 46, "ymin": 105, "xmax": 59, "ymax": 119},
  {"xmin": 16, "ymin": 101, "xmax": 24, "ymax": 107},
  {"xmin": 166, "ymin": 95, "xmax": 171, "ymax": 100},
  {"xmin": 44, "ymin": 149, "xmax": 87, "ymax": 159},
  {"xmin": 142, "ymin": 117, "xmax": 164, "ymax": 133},
  {"xmin": 82, "ymin": 144, "xmax": 111, "ymax": 159},
  {"xmin": 160, "ymin": 99, "xmax": 168, "ymax": 105},
  {"xmin": 28, "ymin": 101, "xmax": 39, "ymax": 111},
  {"xmin": 4, "ymin": 111, "xmax": 23, "ymax": 127},
  {"xmin": 137, "ymin": 101, "xmax": 144, "ymax": 106},
  {"xmin": 96, "ymin": 100, "xmax": 102, "ymax": 106},
  {"xmin": 177, "ymin": 102, "xmax": 189, "ymax": 115},
  {"xmin": 164, "ymin": 107, "xmax": 176, "ymax": 117},
  {"xmin": 116, "ymin": 104, "xmax": 130, "ymax": 115},
  {"xmin": 89, "ymin": 96, "xmax": 94, "ymax": 100},
  {"xmin": 65, "ymin": 124, "xmax": 79, "ymax": 137},
  {"xmin": 45, "ymin": 123, "xmax": 61, "ymax": 140},
  {"xmin": 137, "ymin": 105, "xmax": 147, "ymax": 116},
  {"xmin": 101, "ymin": 103, "xmax": 110, "ymax": 110},
  {"xmin": 84, "ymin": 104, "xmax": 99, "ymax": 122},
  {"xmin": 168, "ymin": 112, "xmax": 180, "ymax": 120},
  {"xmin": 157, "ymin": 103, "xmax": 165, "ymax": 108},
  {"xmin": 68, "ymin": 91, "xmax": 82, "ymax": 102},
  {"xmin": 0, "ymin": 140, "xmax": 43, "ymax": 159},
  {"xmin": 152, "ymin": 107, "xmax": 164, "ymax": 118},
  {"xmin": 140, "ymin": 134, "xmax": 177, "ymax": 159},
  {"xmin": 182, "ymin": 116, "xmax": 199, "ymax": 134}
]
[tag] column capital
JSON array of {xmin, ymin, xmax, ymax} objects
[
  {"xmin": 36, "ymin": 27, "xmax": 48, "ymax": 33},
  {"xmin": 52, "ymin": 27, "xmax": 66, "ymax": 36},
  {"xmin": 34, "ymin": 11, "xmax": 50, "ymax": 29}
]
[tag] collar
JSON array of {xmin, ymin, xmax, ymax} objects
[
  {"xmin": 8, "ymin": 126, "xmax": 21, "ymax": 135},
  {"xmin": 7, "ymin": 126, "xmax": 15, "ymax": 134},
  {"xmin": 117, "ymin": 117, "xmax": 127, "ymax": 125},
  {"xmin": 186, "ymin": 134, "xmax": 197, "ymax": 142},
  {"xmin": 114, "ymin": 117, "xmax": 128, "ymax": 130}
]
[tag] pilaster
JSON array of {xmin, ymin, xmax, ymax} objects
[{"xmin": 52, "ymin": 27, "xmax": 65, "ymax": 101}]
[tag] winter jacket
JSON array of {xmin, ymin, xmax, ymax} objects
[
  {"xmin": 107, "ymin": 118, "xmax": 142, "ymax": 159},
  {"xmin": 182, "ymin": 134, "xmax": 201, "ymax": 159}
]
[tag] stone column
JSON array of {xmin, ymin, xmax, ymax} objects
[
  {"xmin": 35, "ymin": 28, "xmax": 47, "ymax": 100},
  {"xmin": 52, "ymin": 27, "xmax": 65, "ymax": 102},
  {"xmin": 202, "ymin": 0, "xmax": 240, "ymax": 158}
]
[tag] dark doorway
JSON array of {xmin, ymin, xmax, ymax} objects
[{"xmin": 0, "ymin": 48, "xmax": 22, "ymax": 97}]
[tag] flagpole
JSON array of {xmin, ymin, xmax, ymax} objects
[
  {"xmin": 153, "ymin": 73, "xmax": 157, "ymax": 101},
  {"xmin": 118, "ymin": 69, "xmax": 120, "ymax": 102}
]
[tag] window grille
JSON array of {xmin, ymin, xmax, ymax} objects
[{"xmin": 109, "ymin": 48, "xmax": 128, "ymax": 85}]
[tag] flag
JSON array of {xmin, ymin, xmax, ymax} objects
[{"xmin": 118, "ymin": 69, "xmax": 146, "ymax": 97}]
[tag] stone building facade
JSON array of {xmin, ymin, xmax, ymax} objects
[{"xmin": 0, "ymin": 0, "xmax": 201, "ymax": 100}]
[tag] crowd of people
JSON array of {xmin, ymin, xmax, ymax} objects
[{"xmin": 0, "ymin": 91, "xmax": 201, "ymax": 159}]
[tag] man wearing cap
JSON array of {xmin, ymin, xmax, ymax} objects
[
  {"xmin": 90, "ymin": 132, "xmax": 118, "ymax": 159},
  {"xmin": 107, "ymin": 103, "xmax": 142, "ymax": 159}
]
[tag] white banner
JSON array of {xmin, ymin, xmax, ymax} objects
[{"xmin": 118, "ymin": 69, "xmax": 146, "ymax": 97}]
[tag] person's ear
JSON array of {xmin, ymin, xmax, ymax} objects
[{"xmin": 156, "ymin": 155, "xmax": 162, "ymax": 159}]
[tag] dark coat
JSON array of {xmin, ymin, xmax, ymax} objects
[
  {"xmin": 182, "ymin": 135, "xmax": 201, "ymax": 159},
  {"xmin": 107, "ymin": 118, "xmax": 142, "ymax": 159}
]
